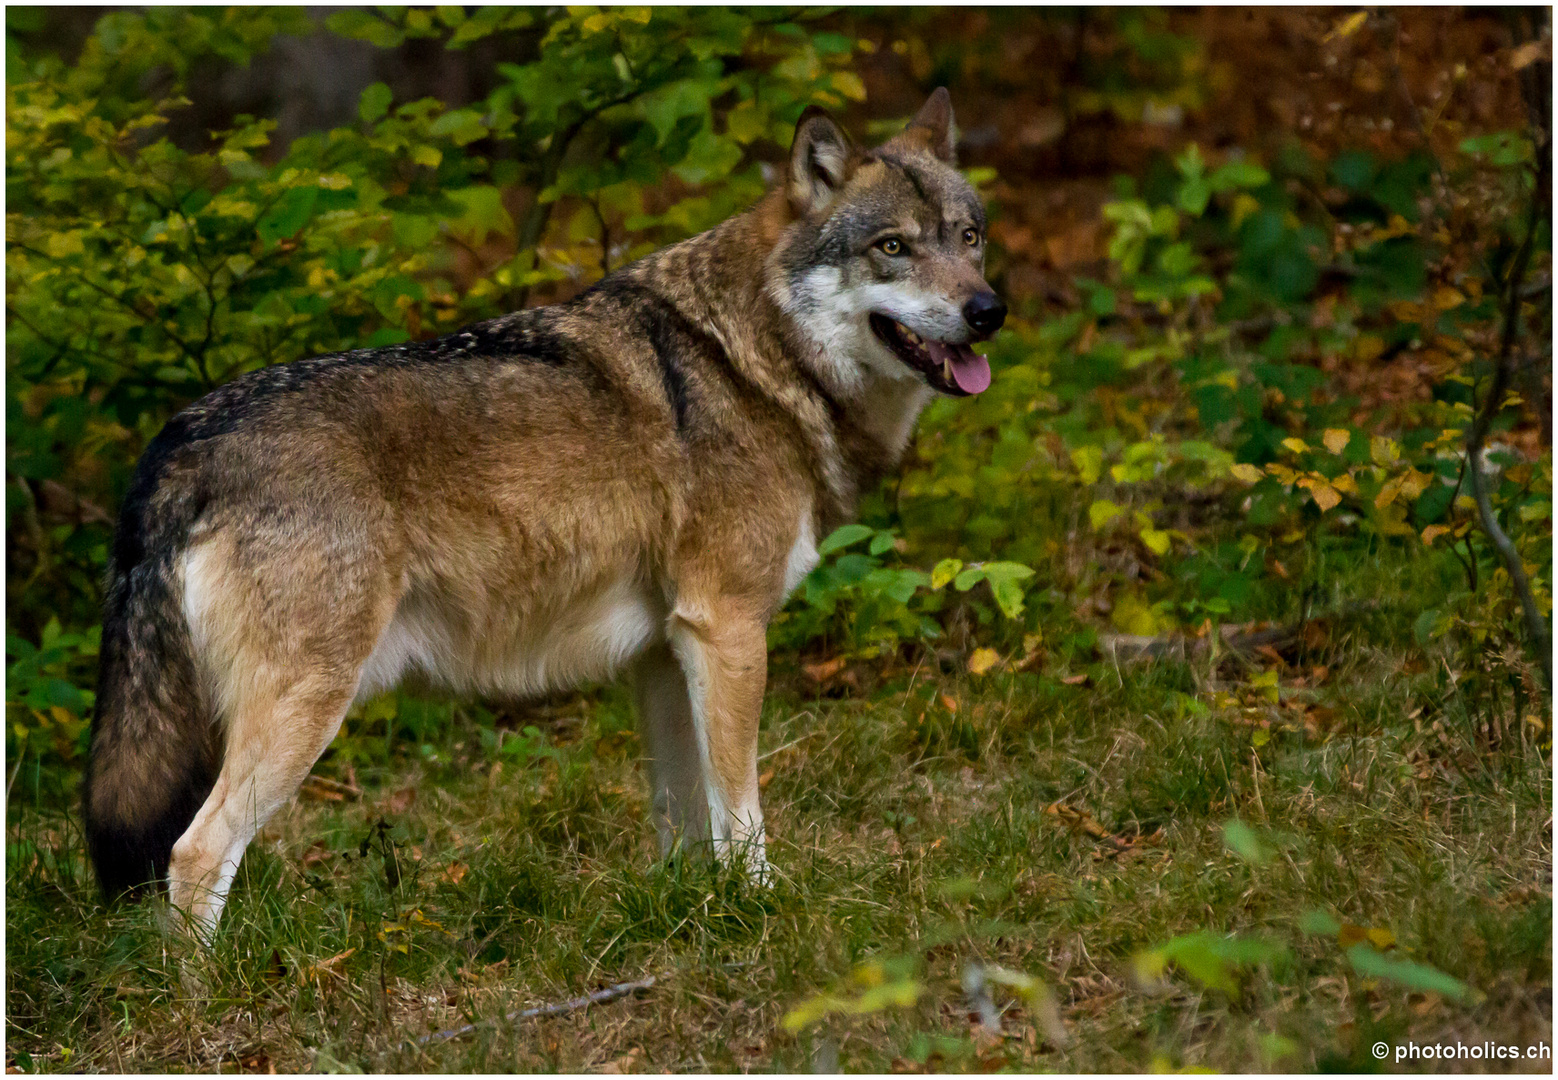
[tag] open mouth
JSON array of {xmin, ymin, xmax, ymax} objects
[{"xmin": 868, "ymin": 314, "xmax": 991, "ymax": 396}]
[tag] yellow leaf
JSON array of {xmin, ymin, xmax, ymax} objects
[
  {"xmin": 1252, "ymin": 729, "xmax": 1271, "ymax": 747},
  {"xmin": 412, "ymin": 145, "xmax": 442, "ymax": 168},
  {"xmin": 1374, "ymin": 475, "xmax": 1403, "ymax": 509},
  {"xmin": 930, "ymin": 557, "xmax": 962, "ymax": 590},
  {"xmin": 967, "ymin": 647, "xmax": 1000, "ymax": 676},
  {"xmin": 1229, "ymin": 463, "xmax": 1264, "ymax": 484},
  {"xmin": 1322, "ymin": 428, "xmax": 1351, "ymax": 455},
  {"xmin": 1281, "ymin": 437, "xmax": 1310, "ymax": 455},
  {"xmin": 1089, "ymin": 499, "xmax": 1123, "ymax": 530},
  {"xmin": 1071, "ymin": 445, "xmax": 1103, "ymax": 484},
  {"xmin": 1354, "ymin": 334, "xmax": 1386, "ymax": 363},
  {"xmin": 1306, "ymin": 480, "xmax": 1341, "ymax": 512},
  {"xmin": 1325, "ymin": 10, "xmax": 1369, "ymax": 41},
  {"xmin": 1421, "ymin": 525, "xmax": 1451, "ymax": 545},
  {"xmin": 1230, "ymin": 192, "xmax": 1260, "ymax": 231},
  {"xmin": 1140, "ymin": 526, "xmax": 1172, "ymax": 555},
  {"xmin": 1431, "ymin": 286, "xmax": 1465, "ymax": 311},
  {"xmin": 831, "ymin": 71, "xmax": 867, "ymax": 102},
  {"xmin": 1370, "ymin": 436, "xmax": 1400, "ymax": 465},
  {"xmin": 1398, "ymin": 469, "xmax": 1431, "ymax": 501},
  {"xmin": 46, "ymin": 231, "xmax": 84, "ymax": 257},
  {"xmin": 725, "ymin": 99, "xmax": 766, "ymax": 144},
  {"xmin": 1367, "ymin": 927, "xmax": 1396, "ymax": 950}
]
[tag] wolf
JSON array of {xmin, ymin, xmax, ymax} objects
[{"xmin": 82, "ymin": 88, "xmax": 1006, "ymax": 933}]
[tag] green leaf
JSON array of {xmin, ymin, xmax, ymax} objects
[
  {"xmin": 429, "ymin": 108, "xmax": 489, "ymax": 146},
  {"xmin": 358, "ymin": 82, "xmax": 393, "ymax": 124},
  {"xmin": 818, "ymin": 524, "xmax": 873, "ymax": 556},
  {"xmin": 1135, "ymin": 932, "xmax": 1286, "ymax": 995},
  {"xmin": 952, "ymin": 566, "xmax": 986, "ymax": 592},
  {"xmin": 1412, "ymin": 609, "xmax": 1442, "ymax": 646},
  {"xmin": 255, "ymin": 184, "xmax": 319, "ymax": 244},
  {"xmin": 1210, "ymin": 159, "xmax": 1270, "ymax": 191},
  {"xmin": 1223, "ymin": 819, "xmax": 1270, "ymax": 864},
  {"xmin": 1298, "ymin": 910, "xmax": 1342, "ymax": 936},
  {"xmin": 325, "ymin": 9, "xmax": 404, "ymax": 48},
  {"xmin": 1345, "ymin": 944, "xmax": 1478, "ymax": 1003}
]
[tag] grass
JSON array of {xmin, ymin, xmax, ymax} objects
[{"xmin": 5, "ymin": 572, "xmax": 1552, "ymax": 1073}]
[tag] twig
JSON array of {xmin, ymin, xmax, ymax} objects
[
  {"xmin": 414, "ymin": 975, "xmax": 657, "ymax": 1046},
  {"xmin": 1464, "ymin": 14, "xmax": 1552, "ymax": 688}
]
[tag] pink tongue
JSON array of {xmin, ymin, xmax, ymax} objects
[{"xmin": 948, "ymin": 343, "xmax": 991, "ymax": 394}]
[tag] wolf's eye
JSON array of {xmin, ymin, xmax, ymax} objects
[
  {"xmin": 877, "ymin": 237, "xmax": 904, "ymax": 256},
  {"xmin": 963, "ymin": 227, "xmax": 981, "ymax": 248}
]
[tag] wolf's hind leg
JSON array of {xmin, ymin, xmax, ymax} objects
[
  {"xmin": 166, "ymin": 527, "xmax": 396, "ymax": 936},
  {"xmin": 633, "ymin": 644, "xmax": 709, "ymax": 856},
  {"xmin": 666, "ymin": 598, "xmax": 769, "ymax": 880},
  {"xmin": 166, "ymin": 677, "xmax": 357, "ymax": 934}
]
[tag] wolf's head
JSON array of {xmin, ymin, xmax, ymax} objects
[{"xmin": 769, "ymin": 89, "xmax": 1005, "ymax": 399}]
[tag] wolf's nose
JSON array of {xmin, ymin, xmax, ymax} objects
[{"xmin": 963, "ymin": 292, "xmax": 1007, "ymax": 338}]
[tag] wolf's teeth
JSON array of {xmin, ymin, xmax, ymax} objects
[
  {"xmin": 942, "ymin": 359, "xmax": 953, "ymax": 383},
  {"xmin": 904, "ymin": 331, "xmax": 921, "ymax": 345}
]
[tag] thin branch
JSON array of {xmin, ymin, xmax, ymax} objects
[{"xmin": 414, "ymin": 975, "xmax": 657, "ymax": 1047}]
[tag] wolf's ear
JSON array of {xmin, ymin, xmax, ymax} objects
[
  {"xmin": 902, "ymin": 86, "xmax": 956, "ymax": 164},
  {"xmin": 788, "ymin": 106, "xmax": 855, "ymax": 216}
]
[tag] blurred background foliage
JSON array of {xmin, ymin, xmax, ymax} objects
[{"xmin": 6, "ymin": 6, "xmax": 1550, "ymax": 804}]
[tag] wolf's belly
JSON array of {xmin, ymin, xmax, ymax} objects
[{"xmin": 355, "ymin": 573, "xmax": 664, "ymax": 702}]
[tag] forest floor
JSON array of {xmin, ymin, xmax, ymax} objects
[{"xmin": 6, "ymin": 577, "xmax": 1552, "ymax": 1072}]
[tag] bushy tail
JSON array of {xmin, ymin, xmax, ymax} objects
[{"xmin": 82, "ymin": 454, "xmax": 220, "ymax": 899}]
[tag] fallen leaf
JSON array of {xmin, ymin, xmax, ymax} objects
[
  {"xmin": 297, "ymin": 947, "xmax": 357, "ymax": 987},
  {"xmin": 298, "ymin": 772, "xmax": 362, "ymax": 802},
  {"xmin": 967, "ymin": 647, "xmax": 1000, "ymax": 676},
  {"xmin": 442, "ymin": 861, "xmax": 468, "ymax": 885},
  {"xmin": 1366, "ymin": 927, "xmax": 1396, "ymax": 950},
  {"xmin": 1044, "ymin": 802, "xmax": 1110, "ymax": 840},
  {"xmin": 803, "ymin": 656, "xmax": 847, "ymax": 682},
  {"xmin": 384, "ymin": 786, "xmax": 416, "ymax": 815},
  {"xmin": 1015, "ymin": 634, "xmax": 1046, "ymax": 672},
  {"xmin": 600, "ymin": 1047, "xmax": 644, "ymax": 1074},
  {"xmin": 300, "ymin": 840, "xmax": 331, "ymax": 868},
  {"xmin": 758, "ymin": 767, "xmax": 775, "ymax": 789},
  {"xmin": 1061, "ymin": 673, "xmax": 1091, "ymax": 686},
  {"xmin": 1510, "ymin": 39, "xmax": 1550, "ymax": 70}
]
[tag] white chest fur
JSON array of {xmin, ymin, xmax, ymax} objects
[{"xmin": 782, "ymin": 506, "xmax": 820, "ymax": 600}]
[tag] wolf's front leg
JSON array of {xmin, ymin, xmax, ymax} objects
[
  {"xmin": 632, "ymin": 643, "xmax": 710, "ymax": 855},
  {"xmin": 666, "ymin": 598, "xmax": 769, "ymax": 881}
]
